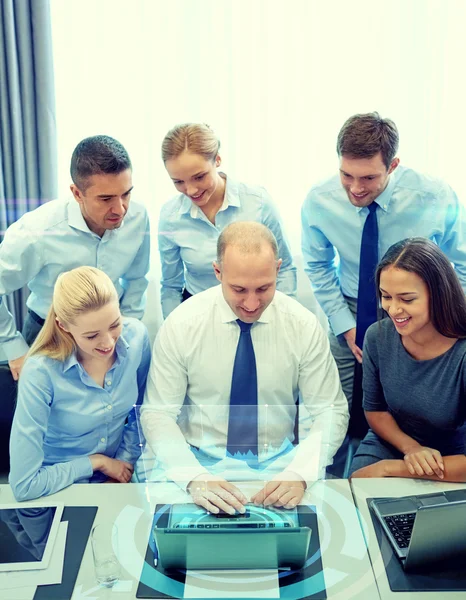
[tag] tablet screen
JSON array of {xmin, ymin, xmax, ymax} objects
[{"xmin": 0, "ymin": 504, "xmax": 64, "ymax": 571}]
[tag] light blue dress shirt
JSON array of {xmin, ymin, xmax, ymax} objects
[
  {"xmin": 158, "ymin": 174, "xmax": 297, "ymax": 318},
  {"xmin": 9, "ymin": 318, "xmax": 151, "ymax": 501},
  {"xmin": 301, "ymin": 165, "xmax": 466, "ymax": 337},
  {"xmin": 0, "ymin": 198, "xmax": 150, "ymax": 361}
]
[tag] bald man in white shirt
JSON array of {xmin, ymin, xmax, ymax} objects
[{"xmin": 141, "ymin": 222, "xmax": 348, "ymax": 513}]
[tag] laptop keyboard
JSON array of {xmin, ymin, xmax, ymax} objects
[{"xmin": 383, "ymin": 512, "xmax": 416, "ymax": 548}]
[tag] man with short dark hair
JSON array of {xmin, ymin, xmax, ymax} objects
[
  {"xmin": 141, "ymin": 221, "xmax": 348, "ymax": 513},
  {"xmin": 0, "ymin": 135, "xmax": 150, "ymax": 379},
  {"xmin": 301, "ymin": 112, "xmax": 466, "ymax": 409}
]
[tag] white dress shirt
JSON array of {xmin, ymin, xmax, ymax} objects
[{"xmin": 141, "ymin": 285, "xmax": 348, "ymax": 488}]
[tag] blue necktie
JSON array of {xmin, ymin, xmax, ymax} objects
[
  {"xmin": 356, "ymin": 202, "xmax": 379, "ymax": 348},
  {"xmin": 226, "ymin": 320, "xmax": 258, "ymax": 461}
]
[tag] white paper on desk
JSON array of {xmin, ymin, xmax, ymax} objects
[
  {"xmin": 0, "ymin": 521, "xmax": 68, "ymax": 590},
  {"xmin": 0, "ymin": 585, "xmax": 37, "ymax": 600},
  {"xmin": 184, "ymin": 569, "xmax": 279, "ymax": 598}
]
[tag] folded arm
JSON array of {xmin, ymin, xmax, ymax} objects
[
  {"xmin": 9, "ymin": 362, "xmax": 94, "ymax": 501},
  {"xmin": 352, "ymin": 455, "xmax": 466, "ymax": 482}
]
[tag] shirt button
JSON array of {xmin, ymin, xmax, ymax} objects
[
  {"xmin": 107, "ymin": 405, "xmax": 112, "ymax": 410},
  {"xmin": 101, "ymin": 437, "xmax": 106, "ymax": 443},
  {"xmin": 106, "ymin": 380, "xmax": 112, "ymax": 386}
]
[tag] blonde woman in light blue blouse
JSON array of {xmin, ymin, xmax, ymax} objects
[{"xmin": 159, "ymin": 123, "xmax": 297, "ymax": 318}]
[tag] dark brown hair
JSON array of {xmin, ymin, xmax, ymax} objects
[
  {"xmin": 376, "ymin": 238, "xmax": 466, "ymax": 338},
  {"xmin": 70, "ymin": 135, "xmax": 131, "ymax": 192},
  {"xmin": 337, "ymin": 112, "xmax": 399, "ymax": 169}
]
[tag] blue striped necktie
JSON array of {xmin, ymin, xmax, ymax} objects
[
  {"xmin": 356, "ymin": 202, "xmax": 379, "ymax": 348},
  {"xmin": 226, "ymin": 319, "xmax": 258, "ymax": 461}
]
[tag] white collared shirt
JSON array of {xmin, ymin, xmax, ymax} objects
[{"xmin": 141, "ymin": 286, "xmax": 349, "ymax": 488}]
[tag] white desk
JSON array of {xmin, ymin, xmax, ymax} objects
[
  {"xmin": 0, "ymin": 480, "xmax": 379, "ymax": 599},
  {"xmin": 351, "ymin": 478, "xmax": 466, "ymax": 600}
]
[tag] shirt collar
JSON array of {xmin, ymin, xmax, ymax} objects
[
  {"xmin": 178, "ymin": 173, "xmax": 240, "ymax": 218},
  {"xmin": 67, "ymin": 198, "xmax": 96, "ymax": 235},
  {"xmin": 216, "ymin": 285, "xmax": 273, "ymax": 325},
  {"xmin": 355, "ymin": 170, "xmax": 397, "ymax": 214},
  {"xmin": 62, "ymin": 332, "xmax": 130, "ymax": 374},
  {"xmin": 67, "ymin": 198, "xmax": 125, "ymax": 239}
]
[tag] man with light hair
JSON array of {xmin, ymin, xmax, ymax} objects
[{"xmin": 141, "ymin": 221, "xmax": 348, "ymax": 513}]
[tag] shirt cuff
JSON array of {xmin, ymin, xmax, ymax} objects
[
  {"xmin": 2, "ymin": 335, "xmax": 29, "ymax": 361},
  {"xmin": 329, "ymin": 307, "xmax": 356, "ymax": 337},
  {"xmin": 72, "ymin": 456, "xmax": 94, "ymax": 481},
  {"xmin": 167, "ymin": 466, "xmax": 211, "ymax": 492}
]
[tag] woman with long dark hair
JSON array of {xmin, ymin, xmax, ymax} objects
[{"xmin": 351, "ymin": 237, "xmax": 466, "ymax": 481}]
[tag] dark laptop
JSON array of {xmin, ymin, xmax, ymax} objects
[{"xmin": 370, "ymin": 489, "xmax": 466, "ymax": 571}]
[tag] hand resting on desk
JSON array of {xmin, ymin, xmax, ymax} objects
[
  {"xmin": 90, "ymin": 455, "xmax": 134, "ymax": 483},
  {"xmin": 351, "ymin": 455, "xmax": 466, "ymax": 482}
]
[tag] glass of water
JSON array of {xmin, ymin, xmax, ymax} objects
[{"xmin": 91, "ymin": 522, "xmax": 121, "ymax": 587}]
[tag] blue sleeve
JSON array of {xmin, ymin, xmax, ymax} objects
[
  {"xmin": 119, "ymin": 210, "xmax": 151, "ymax": 319},
  {"xmin": 301, "ymin": 192, "xmax": 355, "ymax": 336},
  {"xmin": 158, "ymin": 208, "xmax": 184, "ymax": 319},
  {"xmin": 436, "ymin": 185, "xmax": 466, "ymax": 293},
  {"xmin": 9, "ymin": 359, "xmax": 93, "ymax": 501},
  {"xmin": 115, "ymin": 327, "xmax": 151, "ymax": 464},
  {"xmin": 261, "ymin": 190, "xmax": 297, "ymax": 297},
  {"xmin": 0, "ymin": 224, "xmax": 43, "ymax": 360}
]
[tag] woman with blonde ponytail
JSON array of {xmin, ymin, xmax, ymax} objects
[
  {"xmin": 9, "ymin": 267, "xmax": 151, "ymax": 501},
  {"xmin": 159, "ymin": 123, "xmax": 297, "ymax": 318}
]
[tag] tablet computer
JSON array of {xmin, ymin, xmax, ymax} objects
[{"xmin": 0, "ymin": 503, "xmax": 64, "ymax": 571}]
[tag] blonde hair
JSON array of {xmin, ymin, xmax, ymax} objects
[
  {"xmin": 161, "ymin": 123, "xmax": 220, "ymax": 163},
  {"xmin": 29, "ymin": 267, "xmax": 119, "ymax": 361}
]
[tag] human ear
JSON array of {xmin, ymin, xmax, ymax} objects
[
  {"xmin": 56, "ymin": 319, "xmax": 70, "ymax": 333},
  {"xmin": 70, "ymin": 184, "xmax": 84, "ymax": 204},
  {"xmin": 276, "ymin": 258, "xmax": 283, "ymax": 275},
  {"xmin": 388, "ymin": 157, "xmax": 400, "ymax": 174},
  {"xmin": 213, "ymin": 261, "xmax": 222, "ymax": 282}
]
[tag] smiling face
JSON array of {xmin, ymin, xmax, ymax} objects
[
  {"xmin": 379, "ymin": 266, "xmax": 433, "ymax": 338},
  {"xmin": 339, "ymin": 152, "xmax": 399, "ymax": 208},
  {"xmin": 70, "ymin": 169, "xmax": 133, "ymax": 237},
  {"xmin": 164, "ymin": 151, "xmax": 225, "ymax": 209},
  {"xmin": 213, "ymin": 245, "xmax": 282, "ymax": 323},
  {"xmin": 58, "ymin": 301, "xmax": 122, "ymax": 363}
]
